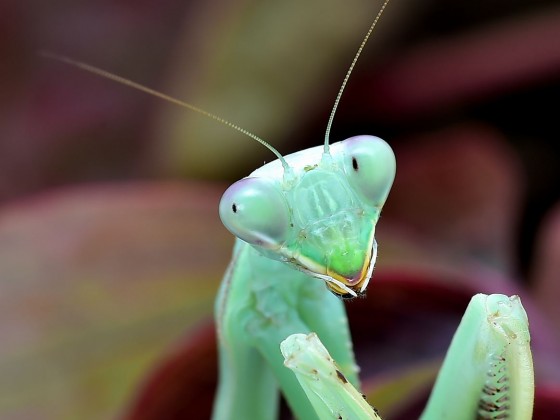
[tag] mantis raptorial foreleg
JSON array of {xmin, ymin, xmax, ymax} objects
[
  {"xmin": 281, "ymin": 333, "xmax": 382, "ymax": 420},
  {"xmin": 280, "ymin": 294, "xmax": 534, "ymax": 420},
  {"xmin": 421, "ymin": 294, "xmax": 534, "ymax": 420}
]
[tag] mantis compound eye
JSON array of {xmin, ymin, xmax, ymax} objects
[
  {"xmin": 341, "ymin": 135, "xmax": 396, "ymax": 208},
  {"xmin": 219, "ymin": 177, "xmax": 291, "ymax": 249}
]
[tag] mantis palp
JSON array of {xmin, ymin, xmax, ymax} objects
[{"xmin": 43, "ymin": 0, "xmax": 535, "ymax": 418}]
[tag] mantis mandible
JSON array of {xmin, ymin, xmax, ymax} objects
[{"xmin": 43, "ymin": 0, "xmax": 535, "ymax": 418}]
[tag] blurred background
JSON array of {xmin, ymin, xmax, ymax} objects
[{"xmin": 1, "ymin": 0, "xmax": 559, "ymax": 418}]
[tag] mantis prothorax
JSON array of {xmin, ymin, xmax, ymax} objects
[{"xmin": 43, "ymin": 0, "xmax": 534, "ymax": 418}]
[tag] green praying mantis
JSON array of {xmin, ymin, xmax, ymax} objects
[{"xmin": 44, "ymin": 0, "xmax": 535, "ymax": 418}]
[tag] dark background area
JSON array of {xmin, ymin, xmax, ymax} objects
[{"xmin": 1, "ymin": 0, "xmax": 558, "ymax": 418}]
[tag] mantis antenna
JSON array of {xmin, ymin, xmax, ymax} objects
[
  {"xmin": 323, "ymin": 0, "xmax": 391, "ymax": 154},
  {"xmin": 39, "ymin": 51, "xmax": 291, "ymax": 173}
]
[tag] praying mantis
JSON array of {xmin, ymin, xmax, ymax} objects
[{"xmin": 44, "ymin": 0, "xmax": 535, "ymax": 418}]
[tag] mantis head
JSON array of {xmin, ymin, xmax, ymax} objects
[{"xmin": 219, "ymin": 135, "xmax": 396, "ymax": 298}]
